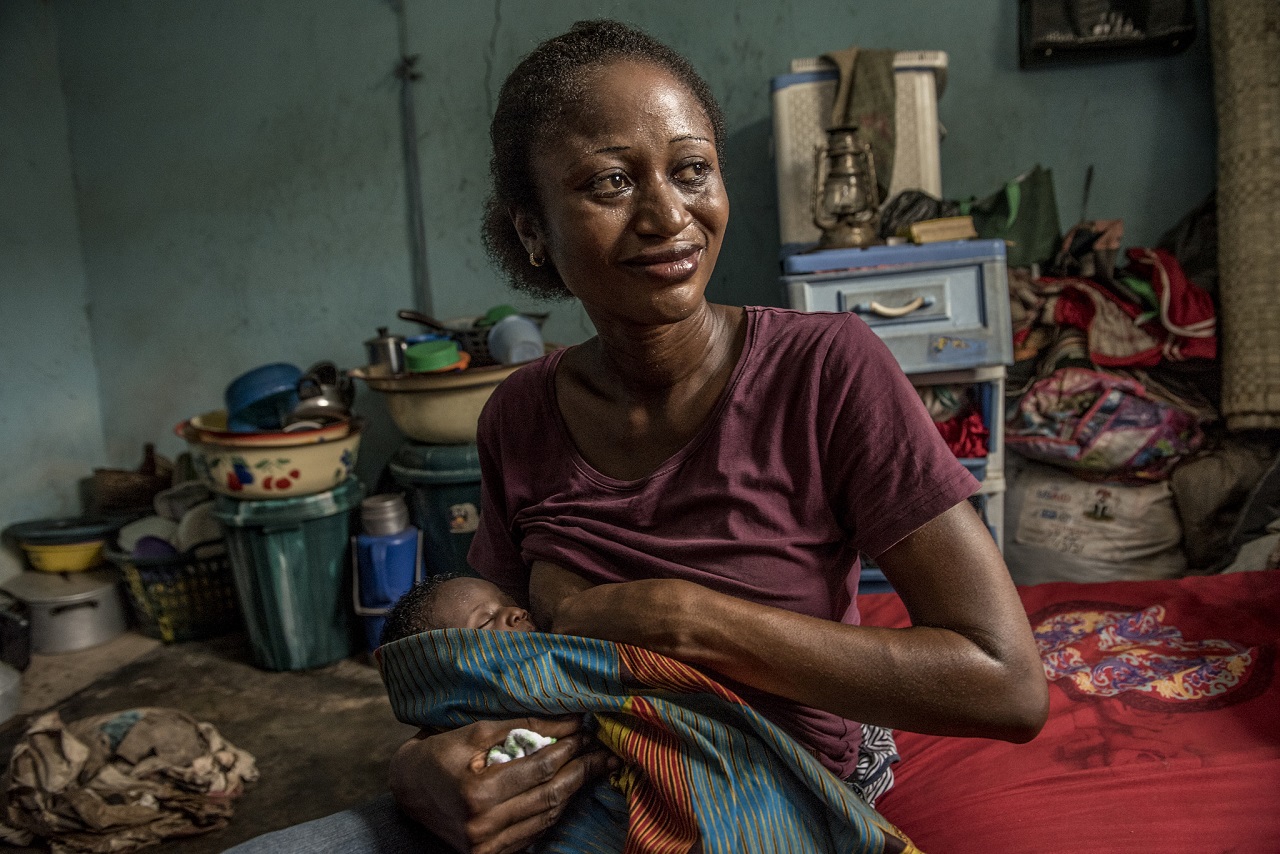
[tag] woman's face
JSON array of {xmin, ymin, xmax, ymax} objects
[{"xmin": 518, "ymin": 59, "xmax": 729, "ymax": 326}]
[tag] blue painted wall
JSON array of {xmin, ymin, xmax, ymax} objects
[
  {"xmin": 0, "ymin": 3, "xmax": 107, "ymax": 579},
  {"xmin": 2, "ymin": 0, "xmax": 1215, "ymax": 568}
]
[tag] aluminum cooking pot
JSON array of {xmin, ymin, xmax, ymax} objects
[{"xmin": 2, "ymin": 568, "xmax": 127, "ymax": 654}]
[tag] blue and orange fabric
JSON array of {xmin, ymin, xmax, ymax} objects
[{"xmin": 378, "ymin": 629, "xmax": 919, "ymax": 854}]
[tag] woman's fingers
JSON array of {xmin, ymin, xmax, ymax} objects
[
  {"xmin": 390, "ymin": 717, "xmax": 614, "ymax": 854},
  {"xmin": 462, "ymin": 729, "xmax": 590, "ymax": 809},
  {"xmin": 510, "ymin": 714, "xmax": 593, "ymax": 742},
  {"xmin": 462, "ymin": 737, "xmax": 617, "ymax": 854}
]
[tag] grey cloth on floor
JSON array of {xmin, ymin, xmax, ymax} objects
[{"xmin": 0, "ymin": 707, "xmax": 257, "ymax": 853}]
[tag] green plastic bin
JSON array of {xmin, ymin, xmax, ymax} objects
[
  {"xmin": 215, "ymin": 477, "xmax": 364, "ymax": 670},
  {"xmin": 388, "ymin": 442, "xmax": 482, "ymax": 577}
]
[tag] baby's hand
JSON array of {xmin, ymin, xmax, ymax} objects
[{"xmin": 485, "ymin": 728, "xmax": 558, "ymax": 766}]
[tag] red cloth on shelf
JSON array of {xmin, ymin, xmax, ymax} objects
[
  {"xmin": 934, "ymin": 409, "xmax": 989, "ymax": 458},
  {"xmin": 1051, "ymin": 248, "xmax": 1216, "ymax": 368}
]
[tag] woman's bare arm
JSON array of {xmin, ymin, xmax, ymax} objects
[
  {"xmin": 549, "ymin": 499, "xmax": 1049, "ymax": 742},
  {"xmin": 528, "ymin": 561, "xmax": 594, "ymax": 628}
]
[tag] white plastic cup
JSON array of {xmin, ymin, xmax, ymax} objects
[{"xmin": 487, "ymin": 315, "xmax": 544, "ymax": 365}]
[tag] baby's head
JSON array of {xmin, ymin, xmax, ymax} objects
[{"xmin": 379, "ymin": 573, "xmax": 538, "ymax": 646}]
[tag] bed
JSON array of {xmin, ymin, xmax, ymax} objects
[{"xmin": 861, "ymin": 569, "xmax": 1280, "ymax": 853}]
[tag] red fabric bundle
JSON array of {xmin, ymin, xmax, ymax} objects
[
  {"xmin": 933, "ymin": 409, "xmax": 989, "ymax": 458},
  {"xmin": 1052, "ymin": 248, "xmax": 1216, "ymax": 368}
]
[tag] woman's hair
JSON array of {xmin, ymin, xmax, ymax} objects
[
  {"xmin": 482, "ymin": 19, "xmax": 727, "ymax": 299},
  {"xmin": 378, "ymin": 572, "xmax": 462, "ymax": 646}
]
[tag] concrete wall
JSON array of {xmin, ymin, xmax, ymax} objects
[
  {"xmin": 49, "ymin": 0, "xmax": 413, "ymax": 485},
  {"xmin": 0, "ymin": 2, "xmax": 107, "ymax": 580},
  {"xmin": 2, "ymin": 0, "xmax": 1216, "ymax": 552}
]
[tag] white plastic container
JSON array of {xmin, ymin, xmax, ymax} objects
[
  {"xmin": 487, "ymin": 315, "xmax": 544, "ymax": 365},
  {"xmin": 771, "ymin": 51, "xmax": 948, "ymax": 249}
]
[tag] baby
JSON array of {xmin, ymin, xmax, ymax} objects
[
  {"xmin": 379, "ymin": 572, "xmax": 557, "ymax": 766},
  {"xmin": 379, "ymin": 572, "xmax": 538, "ymax": 643},
  {"xmin": 377, "ymin": 573, "xmax": 897, "ymax": 843}
]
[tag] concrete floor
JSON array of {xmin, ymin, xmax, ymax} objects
[
  {"xmin": 15, "ymin": 630, "xmax": 161, "ymax": 716},
  {"xmin": 0, "ymin": 628, "xmax": 419, "ymax": 853}
]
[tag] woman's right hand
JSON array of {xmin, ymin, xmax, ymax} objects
[{"xmin": 388, "ymin": 716, "xmax": 616, "ymax": 854}]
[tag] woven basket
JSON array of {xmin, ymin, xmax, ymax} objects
[
  {"xmin": 107, "ymin": 543, "xmax": 241, "ymax": 643},
  {"xmin": 443, "ymin": 313, "xmax": 549, "ymax": 367},
  {"xmin": 1212, "ymin": 0, "xmax": 1280, "ymax": 428}
]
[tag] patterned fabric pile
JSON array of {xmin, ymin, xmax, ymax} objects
[{"xmin": 0, "ymin": 707, "xmax": 257, "ymax": 853}]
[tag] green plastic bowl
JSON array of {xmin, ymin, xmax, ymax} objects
[{"xmin": 404, "ymin": 339, "xmax": 461, "ymax": 372}]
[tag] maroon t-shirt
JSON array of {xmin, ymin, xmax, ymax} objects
[{"xmin": 468, "ymin": 305, "xmax": 978, "ymax": 777}]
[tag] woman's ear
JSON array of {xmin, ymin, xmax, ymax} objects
[{"xmin": 511, "ymin": 207, "xmax": 545, "ymax": 261}]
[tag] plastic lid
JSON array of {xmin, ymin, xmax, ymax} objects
[
  {"xmin": 389, "ymin": 441, "xmax": 481, "ymax": 484},
  {"xmin": 3, "ymin": 567, "xmax": 121, "ymax": 604},
  {"xmin": 476, "ymin": 304, "xmax": 520, "ymax": 327},
  {"xmin": 405, "ymin": 339, "xmax": 461, "ymax": 372},
  {"xmin": 4, "ymin": 516, "xmax": 126, "ymax": 546},
  {"xmin": 214, "ymin": 476, "xmax": 366, "ymax": 527}
]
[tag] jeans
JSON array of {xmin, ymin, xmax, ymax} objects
[
  {"xmin": 223, "ymin": 726, "xmax": 900, "ymax": 852},
  {"xmin": 221, "ymin": 793, "xmax": 446, "ymax": 853}
]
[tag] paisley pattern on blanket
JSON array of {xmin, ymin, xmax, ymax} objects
[{"xmin": 1032, "ymin": 602, "xmax": 1272, "ymax": 711}]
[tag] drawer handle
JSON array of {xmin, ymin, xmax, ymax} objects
[{"xmin": 855, "ymin": 296, "xmax": 933, "ymax": 318}]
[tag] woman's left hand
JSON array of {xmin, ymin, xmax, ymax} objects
[{"xmin": 549, "ymin": 577, "xmax": 710, "ymax": 655}]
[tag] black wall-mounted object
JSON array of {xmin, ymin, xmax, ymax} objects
[{"xmin": 1019, "ymin": 0, "xmax": 1196, "ymax": 68}]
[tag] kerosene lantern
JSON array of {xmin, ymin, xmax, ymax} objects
[{"xmin": 812, "ymin": 124, "xmax": 884, "ymax": 250}]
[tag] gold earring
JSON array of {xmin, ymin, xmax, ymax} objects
[{"xmin": 529, "ymin": 253, "xmax": 545, "ymax": 268}]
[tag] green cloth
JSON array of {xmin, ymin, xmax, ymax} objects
[{"xmin": 821, "ymin": 47, "xmax": 897, "ymax": 197}]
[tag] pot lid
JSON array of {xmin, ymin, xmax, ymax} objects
[
  {"xmin": 4, "ymin": 516, "xmax": 129, "ymax": 546},
  {"xmin": 2, "ymin": 568, "xmax": 121, "ymax": 604}
]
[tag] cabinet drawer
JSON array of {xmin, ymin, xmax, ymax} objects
[{"xmin": 782, "ymin": 240, "xmax": 1013, "ymax": 373}]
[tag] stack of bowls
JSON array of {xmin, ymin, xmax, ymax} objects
[
  {"xmin": 5, "ymin": 517, "xmax": 124, "ymax": 572},
  {"xmin": 224, "ymin": 363, "xmax": 304, "ymax": 433},
  {"xmin": 177, "ymin": 410, "xmax": 362, "ymax": 499}
]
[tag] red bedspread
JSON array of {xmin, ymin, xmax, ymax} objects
[{"xmin": 864, "ymin": 571, "xmax": 1280, "ymax": 853}]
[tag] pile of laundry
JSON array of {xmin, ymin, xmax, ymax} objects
[
  {"xmin": 1002, "ymin": 209, "xmax": 1280, "ymax": 580},
  {"xmin": 0, "ymin": 707, "xmax": 257, "ymax": 853},
  {"xmin": 1008, "ymin": 242, "xmax": 1217, "ymax": 479}
]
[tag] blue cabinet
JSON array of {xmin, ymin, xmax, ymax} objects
[
  {"xmin": 782, "ymin": 241, "xmax": 1014, "ymax": 593},
  {"xmin": 783, "ymin": 239, "xmax": 1013, "ymax": 374}
]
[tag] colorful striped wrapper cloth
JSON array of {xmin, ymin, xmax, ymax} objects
[{"xmin": 378, "ymin": 629, "xmax": 920, "ymax": 854}]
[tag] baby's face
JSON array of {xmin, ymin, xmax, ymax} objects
[{"xmin": 433, "ymin": 577, "xmax": 538, "ymax": 633}]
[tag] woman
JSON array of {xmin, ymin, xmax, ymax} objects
[
  {"xmin": 230, "ymin": 19, "xmax": 1046, "ymax": 854},
  {"xmin": 393, "ymin": 16, "xmax": 1045, "ymax": 851}
]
